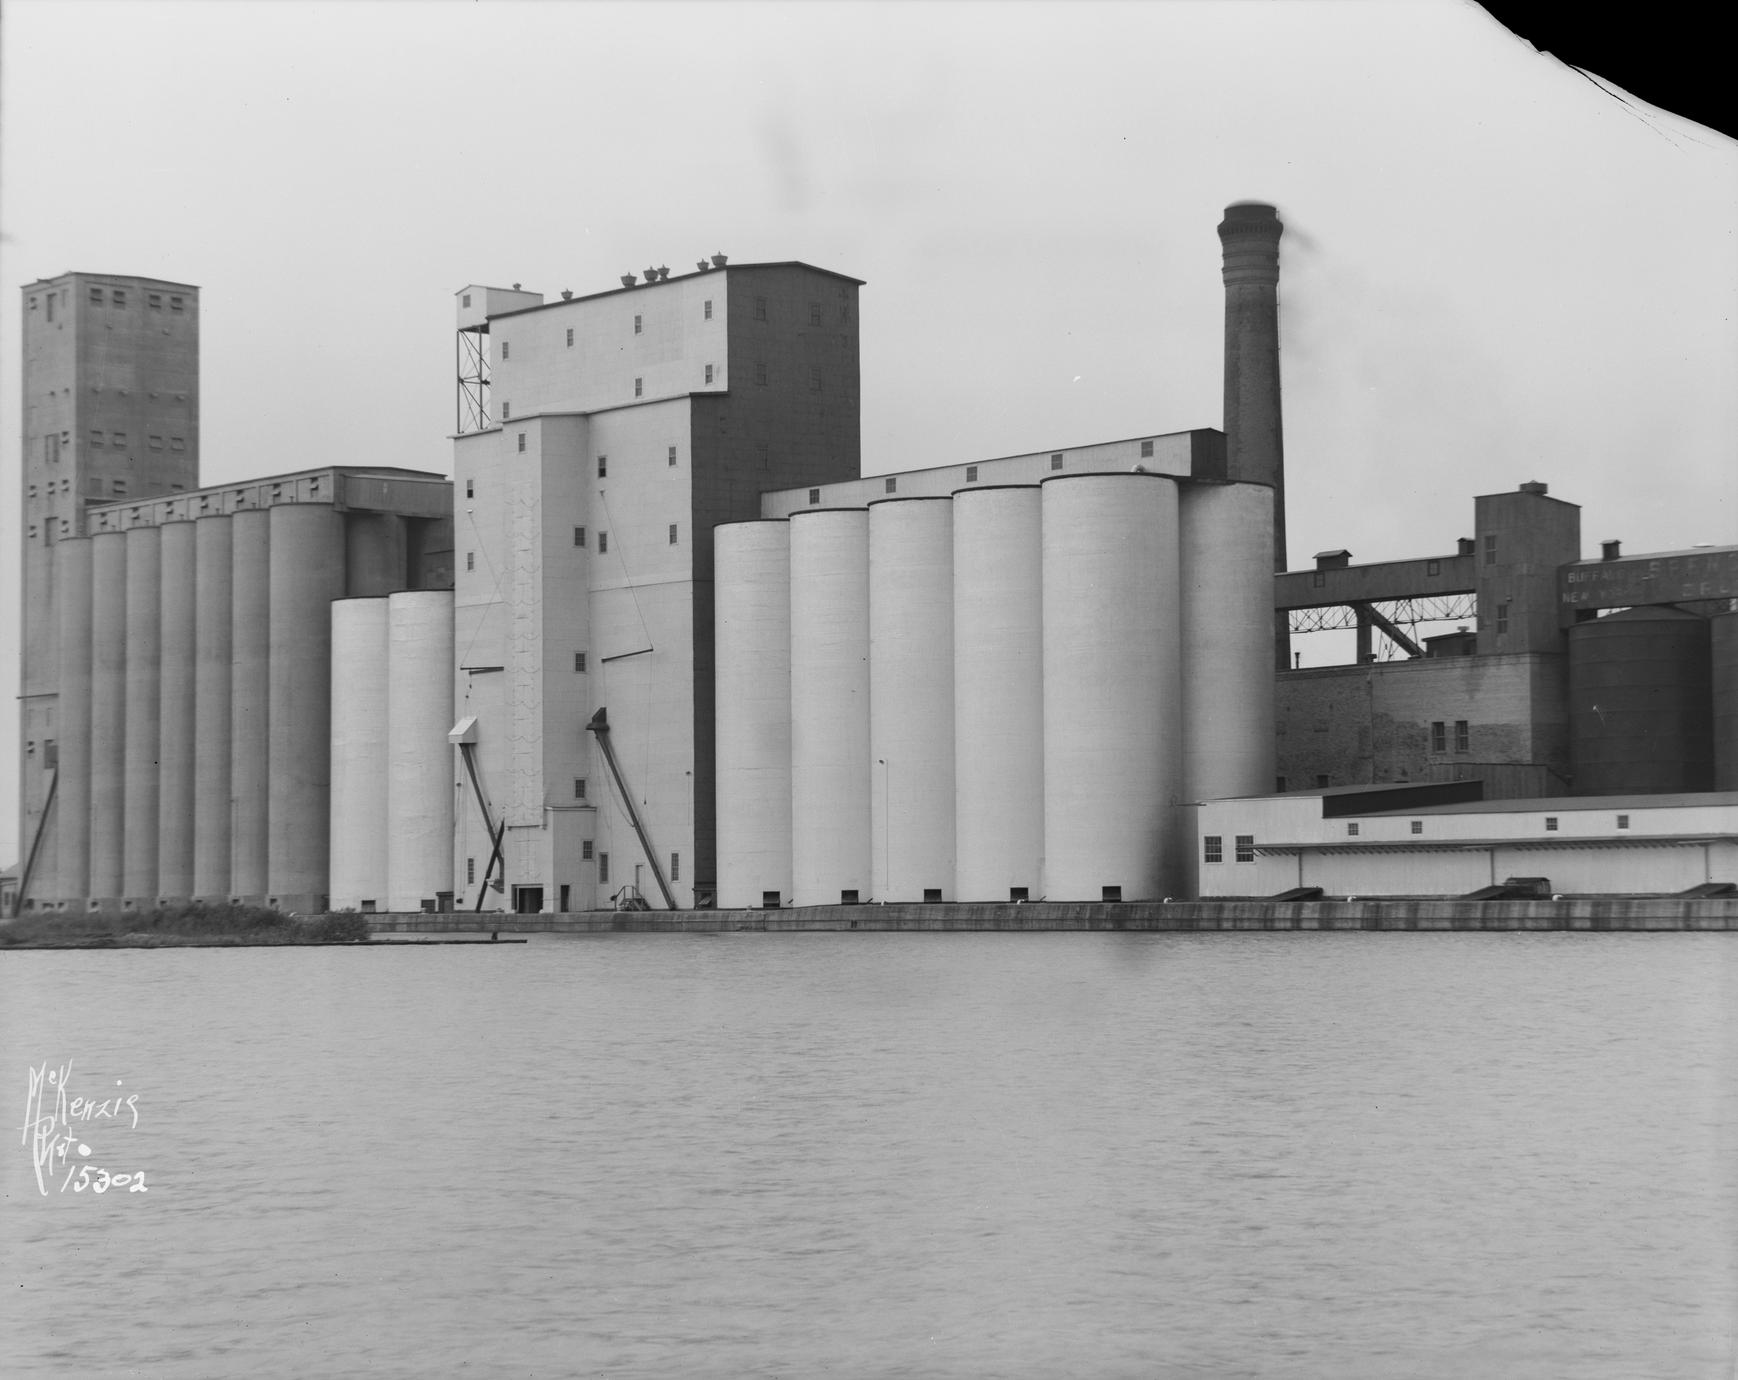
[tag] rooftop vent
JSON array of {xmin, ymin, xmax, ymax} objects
[
  {"xmin": 561, "ymin": 290, "xmax": 573, "ymax": 300},
  {"xmin": 656, "ymin": 265, "xmax": 670, "ymax": 281},
  {"xmin": 1519, "ymin": 480, "xmax": 1548, "ymax": 495},
  {"xmin": 696, "ymin": 260, "xmax": 711, "ymax": 272},
  {"xmin": 1314, "ymin": 549, "xmax": 1352, "ymax": 570},
  {"xmin": 711, "ymin": 253, "xmax": 728, "ymax": 268},
  {"xmin": 1457, "ymin": 537, "xmax": 1475, "ymax": 556},
  {"xmin": 1602, "ymin": 539, "xmax": 1622, "ymax": 561},
  {"xmin": 643, "ymin": 266, "xmax": 658, "ymax": 282},
  {"xmin": 620, "ymin": 274, "xmax": 637, "ymax": 288}
]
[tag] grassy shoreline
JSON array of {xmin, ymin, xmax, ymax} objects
[{"xmin": 0, "ymin": 904, "xmax": 369, "ymax": 949}]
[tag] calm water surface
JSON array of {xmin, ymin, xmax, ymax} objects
[{"xmin": 3, "ymin": 932, "xmax": 1734, "ymax": 1378}]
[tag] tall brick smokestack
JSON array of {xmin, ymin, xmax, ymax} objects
[{"xmin": 1218, "ymin": 201, "xmax": 1288, "ymax": 668}]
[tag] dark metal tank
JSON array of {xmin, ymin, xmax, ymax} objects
[{"xmin": 1567, "ymin": 606, "xmax": 1713, "ymax": 795}]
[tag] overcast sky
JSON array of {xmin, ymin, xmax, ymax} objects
[{"xmin": 3, "ymin": 0, "xmax": 1734, "ymax": 858}]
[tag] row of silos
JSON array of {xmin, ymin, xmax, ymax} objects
[
  {"xmin": 328, "ymin": 593, "xmax": 456, "ymax": 912},
  {"xmin": 51, "ymin": 504, "xmax": 354, "ymax": 910},
  {"xmin": 715, "ymin": 473, "xmax": 1276, "ymax": 906}
]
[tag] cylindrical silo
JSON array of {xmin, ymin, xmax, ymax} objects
[
  {"xmin": 122, "ymin": 525, "xmax": 162, "ymax": 902},
  {"xmin": 229, "ymin": 508, "xmax": 272, "ymax": 901},
  {"xmin": 88, "ymin": 531, "xmax": 129, "ymax": 904},
  {"xmin": 714, "ymin": 521, "xmax": 793, "ymax": 909},
  {"xmin": 1715, "ymin": 611, "xmax": 1738, "ymax": 791},
  {"xmin": 193, "ymin": 516, "xmax": 234, "ymax": 900},
  {"xmin": 387, "ymin": 589, "xmax": 455, "ymax": 912},
  {"xmin": 952, "ymin": 486, "xmax": 1043, "ymax": 902},
  {"xmin": 869, "ymin": 498, "xmax": 955, "ymax": 902},
  {"xmin": 789, "ymin": 508, "xmax": 872, "ymax": 906},
  {"xmin": 156, "ymin": 520, "xmax": 198, "ymax": 900},
  {"xmin": 345, "ymin": 512, "xmax": 408, "ymax": 596},
  {"xmin": 329, "ymin": 598, "xmax": 390, "ymax": 911},
  {"xmin": 1041, "ymin": 473, "xmax": 1182, "ymax": 901},
  {"xmin": 267, "ymin": 503, "xmax": 346, "ymax": 908},
  {"xmin": 54, "ymin": 538, "xmax": 95, "ymax": 905},
  {"xmin": 1569, "ymin": 607, "xmax": 1714, "ymax": 795}
]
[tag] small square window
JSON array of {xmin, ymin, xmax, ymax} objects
[
  {"xmin": 170, "ymin": 437, "xmax": 186, "ymax": 452},
  {"xmin": 809, "ymin": 302, "xmax": 823, "ymax": 325},
  {"xmin": 1347, "ymin": 823, "xmax": 1360, "ymax": 836},
  {"xmin": 517, "ymin": 434, "xmax": 526, "ymax": 453},
  {"xmin": 634, "ymin": 314, "xmax": 642, "ymax": 335},
  {"xmin": 111, "ymin": 481, "xmax": 126, "ymax": 495},
  {"xmin": 668, "ymin": 524, "xmax": 678, "ymax": 545},
  {"xmin": 671, "ymin": 853, "xmax": 680, "ymax": 882},
  {"xmin": 90, "ymin": 287, "xmax": 104, "ymax": 304},
  {"xmin": 635, "ymin": 377, "xmax": 643, "ymax": 397},
  {"xmin": 966, "ymin": 465, "xmax": 978, "ymax": 482},
  {"xmin": 1454, "ymin": 720, "xmax": 1470, "ymax": 752},
  {"xmin": 89, "ymin": 430, "xmax": 104, "ymax": 447},
  {"xmin": 1315, "ymin": 774, "xmax": 1330, "ymax": 788},
  {"xmin": 574, "ymin": 652, "xmax": 586, "ymax": 673},
  {"xmin": 574, "ymin": 778, "xmax": 587, "ymax": 800},
  {"xmin": 112, "ymin": 290, "xmax": 126, "ymax": 308},
  {"xmin": 703, "ymin": 300, "xmax": 712, "ymax": 320},
  {"xmin": 1050, "ymin": 453, "xmax": 1063, "ymax": 470},
  {"xmin": 501, "ymin": 403, "xmax": 510, "ymax": 419},
  {"xmin": 566, "ymin": 328, "xmax": 574, "ymax": 347},
  {"xmin": 1427, "ymin": 559, "xmax": 1441, "ymax": 576},
  {"xmin": 147, "ymin": 434, "xmax": 163, "ymax": 451},
  {"xmin": 1545, "ymin": 816, "xmax": 1559, "ymax": 832},
  {"xmin": 597, "ymin": 455, "xmax": 607, "ymax": 478},
  {"xmin": 754, "ymin": 296, "xmax": 767, "ymax": 321},
  {"xmin": 885, "ymin": 476, "xmax": 897, "ymax": 494},
  {"xmin": 1484, "ymin": 534, "xmax": 1498, "ymax": 565},
  {"xmin": 1496, "ymin": 603, "xmax": 1510, "ymax": 634},
  {"xmin": 582, "ymin": 840, "xmax": 594, "ymax": 861},
  {"xmin": 462, "ymin": 294, "xmax": 472, "ymax": 308},
  {"xmin": 599, "ymin": 852, "xmax": 609, "ymax": 884},
  {"xmin": 500, "ymin": 341, "xmax": 509, "ymax": 360},
  {"xmin": 465, "ymin": 479, "xmax": 474, "ymax": 498},
  {"xmin": 668, "ymin": 446, "xmax": 677, "ymax": 467},
  {"xmin": 1616, "ymin": 814, "xmax": 1629, "ymax": 830},
  {"xmin": 1235, "ymin": 835, "xmax": 1255, "ymax": 862},
  {"xmin": 466, "ymin": 552, "xmax": 475, "ymax": 571},
  {"xmin": 1410, "ymin": 820, "xmax": 1423, "ymax": 835},
  {"xmin": 598, "ymin": 532, "xmax": 608, "ymax": 554},
  {"xmin": 1140, "ymin": 440, "xmax": 1154, "ymax": 457},
  {"xmin": 1203, "ymin": 835, "xmax": 1223, "ymax": 863},
  {"xmin": 467, "ymin": 857, "xmax": 476, "ymax": 883},
  {"xmin": 1312, "ymin": 571, "xmax": 1326, "ymax": 588},
  {"xmin": 112, "ymin": 432, "xmax": 127, "ymax": 447},
  {"xmin": 573, "ymin": 526, "xmax": 586, "ymax": 547},
  {"xmin": 705, "ymin": 364, "xmax": 714, "ymax": 384},
  {"xmin": 1431, "ymin": 721, "xmax": 1446, "ymax": 753},
  {"xmin": 809, "ymin": 488, "xmax": 821, "ymax": 505},
  {"xmin": 170, "ymin": 296, "xmax": 184, "ymax": 313}
]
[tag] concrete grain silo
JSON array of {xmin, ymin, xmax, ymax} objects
[
  {"xmin": 122, "ymin": 525, "xmax": 162, "ymax": 902},
  {"xmin": 88, "ymin": 530, "xmax": 129, "ymax": 906},
  {"xmin": 329, "ymin": 597, "xmax": 390, "ymax": 911},
  {"xmin": 952, "ymin": 485, "xmax": 1044, "ymax": 902},
  {"xmin": 869, "ymin": 497, "xmax": 956, "ymax": 902},
  {"xmin": 230, "ymin": 507, "xmax": 272, "ymax": 901},
  {"xmin": 789, "ymin": 508, "xmax": 872, "ymax": 906},
  {"xmin": 266, "ymin": 503, "xmax": 345, "ymax": 910},
  {"xmin": 386, "ymin": 589, "xmax": 455, "ymax": 912},
  {"xmin": 192, "ymin": 515, "xmax": 234, "ymax": 901},
  {"xmin": 54, "ymin": 537, "xmax": 94, "ymax": 906},
  {"xmin": 1041, "ymin": 472, "xmax": 1182, "ymax": 901},
  {"xmin": 1178, "ymin": 481, "xmax": 1277, "ymax": 895},
  {"xmin": 156, "ymin": 520, "xmax": 198, "ymax": 901},
  {"xmin": 714, "ymin": 520, "xmax": 793, "ymax": 909}
]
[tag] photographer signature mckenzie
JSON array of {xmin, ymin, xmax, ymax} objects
[{"xmin": 19, "ymin": 1060, "xmax": 147, "ymax": 1196}]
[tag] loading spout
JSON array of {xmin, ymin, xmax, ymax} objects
[{"xmin": 585, "ymin": 707, "xmax": 678, "ymax": 910}]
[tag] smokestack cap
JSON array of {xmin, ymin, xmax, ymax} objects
[{"xmin": 1219, "ymin": 202, "xmax": 1282, "ymax": 283}]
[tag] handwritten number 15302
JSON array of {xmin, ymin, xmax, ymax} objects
[{"xmin": 63, "ymin": 1164, "xmax": 148, "ymax": 1193}]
